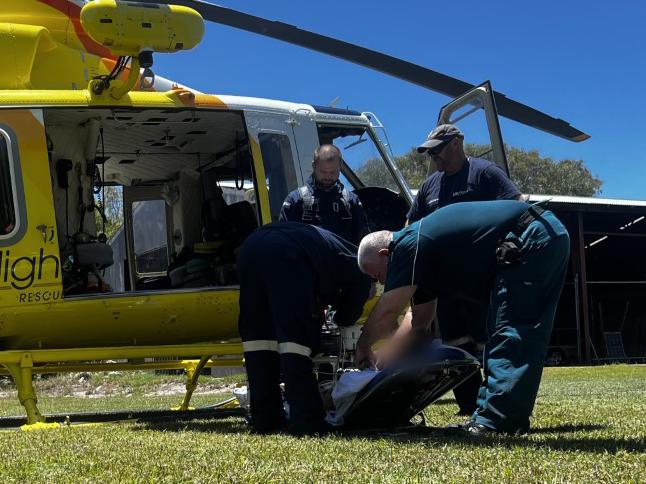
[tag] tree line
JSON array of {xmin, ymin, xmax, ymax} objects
[{"xmin": 388, "ymin": 143, "xmax": 602, "ymax": 196}]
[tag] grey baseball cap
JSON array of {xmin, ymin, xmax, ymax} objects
[{"xmin": 416, "ymin": 124, "xmax": 464, "ymax": 153}]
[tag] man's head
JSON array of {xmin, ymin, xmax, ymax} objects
[
  {"xmin": 416, "ymin": 124, "xmax": 466, "ymax": 175},
  {"xmin": 357, "ymin": 230, "xmax": 393, "ymax": 284},
  {"xmin": 312, "ymin": 144, "xmax": 342, "ymax": 189}
]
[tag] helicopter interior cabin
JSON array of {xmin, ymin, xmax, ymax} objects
[
  {"xmin": 45, "ymin": 108, "xmax": 259, "ymax": 296},
  {"xmin": 43, "ymin": 107, "xmax": 410, "ymax": 298}
]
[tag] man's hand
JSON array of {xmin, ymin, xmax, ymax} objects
[
  {"xmin": 374, "ymin": 340, "xmax": 402, "ymax": 370},
  {"xmin": 354, "ymin": 341, "xmax": 376, "ymax": 370}
]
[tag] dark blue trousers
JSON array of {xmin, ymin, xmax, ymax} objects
[
  {"xmin": 473, "ymin": 210, "xmax": 570, "ymax": 432},
  {"xmin": 238, "ymin": 229, "xmax": 325, "ymax": 434}
]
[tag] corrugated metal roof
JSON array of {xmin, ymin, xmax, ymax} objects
[
  {"xmin": 408, "ymin": 190, "xmax": 646, "ymax": 209},
  {"xmin": 525, "ymin": 194, "xmax": 646, "ymax": 208}
]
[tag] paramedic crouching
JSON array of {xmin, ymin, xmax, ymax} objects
[
  {"xmin": 238, "ymin": 222, "xmax": 371, "ymax": 436},
  {"xmin": 355, "ymin": 200, "xmax": 570, "ymax": 435}
]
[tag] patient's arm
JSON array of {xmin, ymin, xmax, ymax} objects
[
  {"xmin": 411, "ymin": 299, "xmax": 437, "ymax": 332},
  {"xmin": 375, "ymin": 299, "xmax": 437, "ymax": 369},
  {"xmin": 355, "ymin": 285, "xmax": 417, "ymax": 369}
]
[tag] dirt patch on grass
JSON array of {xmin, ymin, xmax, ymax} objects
[{"xmin": 0, "ymin": 373, "xmax": 244, "ymax": 398}]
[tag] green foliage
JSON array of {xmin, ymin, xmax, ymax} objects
[
  {"xmin": 94, "ymin": 185, "xmax": 124, "ymax": 239},
  {"xmin": 503, "ymin": 145, "xmax": 603, "ymax": 197},
  {"xmin": 353, "ymin": 157, "xmax": 401, "ymax": 191},
  {"xmin": 392, "ymin": 143, "xmax": 603, "ymax": 197},
  {"xmin": 0, "ymin": 367, "xmax": 644, "ymax": 481},
  {"xmin": 393, "ymin": 148, "xmax": 435, "ymax": 189}
]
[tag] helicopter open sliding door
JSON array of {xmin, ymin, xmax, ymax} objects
[
  {"xmin": 244, "ymin": 111, "xmax": 318, "ymax": 223},
  {"xmin": 437, "ymin": 81, "xmax": 509, "ymax": 176},
  {"xmin": 0, "ymin": 109, "xmax": 61, "ymax": 309}
]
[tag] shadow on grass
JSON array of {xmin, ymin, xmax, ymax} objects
[
  {"xmin": 340, "ymin": 424, "xmax": 646, "ymax": 454},
  {"xmin": 136, "ymin": 417, "xmax": 644, "ymax": 454},
  {"xmin": 136, "ymin": 418, "xmax": 247, "ymax": 434},
  {"xmin": 528, "ymin": 423, "xmax": 607, "ymax": 434}
]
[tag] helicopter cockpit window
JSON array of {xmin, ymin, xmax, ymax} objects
[
  {"xmin": 317, "ymin": 125, "xmax": 399, "ymax": 192},
  {"xmin": 258, "ymin": 133, "xmax": 298, "ymax": 221},
  {"xmin": 318, "ymin": 124, "xmax": 409, "ymax": 231},
  {"xmin": 0, "ymin": 135, "xmax": 16, "ymax": 236}
]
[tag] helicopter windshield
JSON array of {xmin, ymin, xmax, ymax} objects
[{"xmin": 317, "ymin": 124, "xmax": 401, "ymax": 193}]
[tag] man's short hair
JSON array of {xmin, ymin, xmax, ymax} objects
[
  {"xmin": 313, "ymin": 144, "xmax": 342, "ymax": 164},
  {"xmin": 357, "ymin": 230, "xmax": 392, "ymax": 272}
]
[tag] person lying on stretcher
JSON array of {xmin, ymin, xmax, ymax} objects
[{"xmin": 319, "ymin": 337, "xmax": 476, "ymax": 427}]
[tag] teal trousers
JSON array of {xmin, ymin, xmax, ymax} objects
[{"xmin": 473, "ymin": 210, "xmax": 570, "ymax": 433}]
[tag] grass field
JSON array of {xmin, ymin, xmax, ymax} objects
[{"xmin": 0, "ymin": 365, "xmax": 644, "ymax": 482}]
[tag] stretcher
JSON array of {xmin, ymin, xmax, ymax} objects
[{"xmin": 339, "ymin": 343, "xmax": 480, "ymax": 430}]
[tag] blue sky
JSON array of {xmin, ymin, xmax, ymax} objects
[{"xmin": 154, "ymin": 0, "xmax": 646, "ymax": 200}]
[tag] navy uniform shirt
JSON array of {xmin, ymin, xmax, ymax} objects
[
  {"xmin": 407, "ymin": 157, "xmax": 521, "ymax": 222},
  {"xmin": 279, "ymin": 176, "xmax": 369, "ymax": 245},
  {"xmin": 386, "ymin": 200, "xmax": 529, "ymax": 306},
  {"xmin": 257, "ymin": 222, "xmax": 371, "ymax": 326}
]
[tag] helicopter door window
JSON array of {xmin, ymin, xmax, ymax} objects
[
  {"xmin": 132, "ymin": 199, "xmax": 169, "ymax": 275},
  {"xmin": 0, "ymin": 135, "xmax": 16, "ymax": 236},
  {"xmin": 258, "ymin": 133, "xmax": 298, "ymax": 221},
  {"xmin": 317, "ymin": 125, "xmax": 400, "ymax": 192}
]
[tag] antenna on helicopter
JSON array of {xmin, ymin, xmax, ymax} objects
[{"xmin": 138, "ymin": 0, "xmax": 589, "ymax": 142}]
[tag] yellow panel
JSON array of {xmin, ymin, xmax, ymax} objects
[
  {"xmin": 248, "ymin": 137, "xmax": 272, "ymax": 225},
  {"xmin": 0, "ymin": 1, "xmax": 77, "ymax": 48},
  {"xmin": 81, "ymin": 0, "xmax": 204, "ymax": 56},
  {"xmin": 0, "ymin": 90, "xmax": 229, "ymax": 110},
  {"xmin": 1, "ymin": 289, "xmax": 241, "ymax": 351},
  {"xmin": 0, "ymin": 109, "xmax": 61, "ymax": 311}
]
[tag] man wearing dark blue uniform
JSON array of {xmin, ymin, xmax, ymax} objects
[
  {"xmin": 355, "ymin": 200, "xmax": 570, "ymax": 434},
  {"xmin": 238, "ymin": 222, "xmax": 371, "ymax": 435},
  {"xmin": 280, "ymin": 144, "xmax": 369, "ymax": 245},
  {"xmin": 411, "ymin": 124, "xmax": 522, "ymax": 415}
]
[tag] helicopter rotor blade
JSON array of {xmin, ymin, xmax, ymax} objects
[{"xmin": 140, "ymin": 0, "xmax": 589, "ymax": 142}]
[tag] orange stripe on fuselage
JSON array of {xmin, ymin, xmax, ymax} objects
[{"xmin": 37, "ymin": 0, "xmax": 115, "ymax": 59}]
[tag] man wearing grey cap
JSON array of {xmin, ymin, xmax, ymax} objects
[
  {"xmin": 411, "ymin": 124, "xmax": 522, "ymax": 218},
  {"xmin": 408, "ymin": 124, "xmax": 522, "ymax": 416}
]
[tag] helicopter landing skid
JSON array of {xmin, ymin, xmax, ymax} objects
[{"xmin": 0, "ymin": 397, "xmax": 247, "ymax": 431}]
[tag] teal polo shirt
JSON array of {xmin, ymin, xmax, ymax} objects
[{"xmin": 384, "ymin": 200, "xmax": 530, "ymax": 304}]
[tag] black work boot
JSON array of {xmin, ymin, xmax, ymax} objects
[
  {"xmin": 244, "ymin": 351, "xmax": 285, "ymax": 434},
  {"xmin": 280, "ymin": 353, "xmax": 328, "ymax": 437}
]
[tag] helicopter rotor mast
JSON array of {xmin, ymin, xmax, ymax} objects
[{"xmin": 137, "ymin": 0, "xmax": 589, "ymax": 142}]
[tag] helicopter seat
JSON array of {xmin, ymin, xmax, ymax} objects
[
  {"xmin": 63, "ymin": 235, "xmax": 114, "ymax": 294},
  {"xmin": 75, "ymin": 241, "xmax": 114, "ymax": 269}
]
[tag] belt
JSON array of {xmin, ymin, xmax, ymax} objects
[
  {"xmin": 497, "ymin": 205, "xmax": 546, "ymax": 266},
  {"xmin": 512, "ymin": 204, "xmax": 546, "ymax": 237}
]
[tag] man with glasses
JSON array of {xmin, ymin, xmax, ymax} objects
[
  {"xmin": 408, "ymin": 124, "xmax": 522, "ymax": 416},
  {"xmin": 411, "ymin": 124, "xmax": 522, "ymax": 219}
]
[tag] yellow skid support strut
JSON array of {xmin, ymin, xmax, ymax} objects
[
  {"xmin": 0, "ymin": 342, "xmax": 244, "ymax": 426},
  {"xmin": 173, "ymin": 355, "xmax": 211, "ymax": 411}
]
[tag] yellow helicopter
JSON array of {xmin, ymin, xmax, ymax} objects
[{"xmin": 0, "ymin": 0, "xmax": 588, "ymax": 429}]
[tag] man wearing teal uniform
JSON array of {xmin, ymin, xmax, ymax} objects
[{"xmin": 355, "ymin": 200, "xmax": 570, "ymax": 434}]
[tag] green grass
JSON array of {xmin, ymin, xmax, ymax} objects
[{"xmin": 0, "ymin": 366, "xmax": 644, "ymax": 482}]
